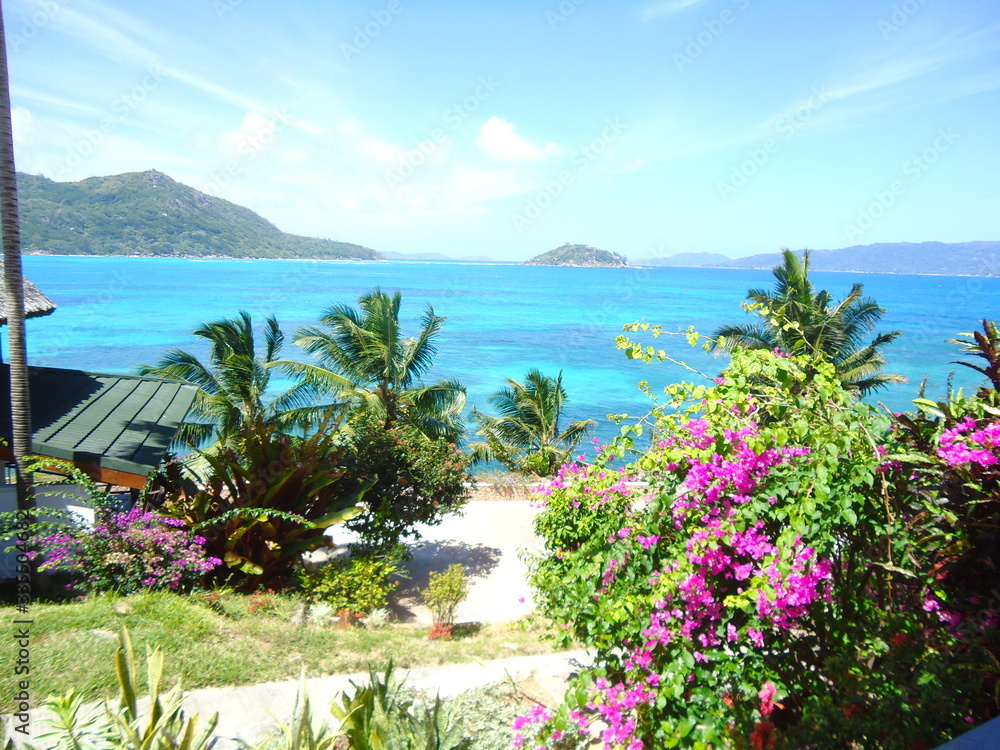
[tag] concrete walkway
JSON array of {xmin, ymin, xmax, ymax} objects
[
  {"xmin": 392, "ymin": 499, "xmax": 546, "ymax": 624},
  {"xmin": 180, "ymin": 649, "xmax": 591, "ymax": 748}
]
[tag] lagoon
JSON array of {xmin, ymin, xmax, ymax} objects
[{"xmin": 20, "ymin": 255, "xmax": 1000, "ymax": 449}]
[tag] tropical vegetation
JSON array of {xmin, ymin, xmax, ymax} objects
[
  {"xmin": 517, "ymin": 321, "xmax": 1000, "ymax": 749},
  {"xmin": 160, "ymin": 415, "xmax": 365, "ymax": 590},
  {"xmin": 286, "ymin": 287, "xmax": 467, "ymax": 441},
  {"xmin": 334, "ymin": 411, "xmax": 471, "ymax": 553},
  {"xmin": 135, "ymin": 311, "xmax": 328, "ymax": 452},
  {"xmin": 711, "ymin": 248, "xmax": 904, "ymax": 396},
  {"xmin": 8, "ymin": 625, "xmax": 549, "ymax": 750},
  {"xmin": 8, "ymin": 246, "xmax": 1000, "ymax": 748},
  {"xmin": 0, "ymin": 1, "xmax": 35, "ymax": 569},
  {"xmin": 468, "ymin": 369, "xmax": 596, "ymax": 477}
]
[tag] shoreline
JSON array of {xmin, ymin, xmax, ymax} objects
[{"xmin": 24, "ymin": 254, "xmax": 998, "ymax": 278}]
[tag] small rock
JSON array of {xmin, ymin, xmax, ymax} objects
[
  {"xmin": 112, "ymin": 601, "xmax": 131, "ymax": 616},
  {"xmin": 89, "ymin": 629, "xmax": 118, "ymax": 640},
  {"xmin": 502, "ymin": 643, "xmax": 520, "ymax": 651},
  {"xmin": 289, "ymin": 605, "xmax": 306, "ymax": 627}
]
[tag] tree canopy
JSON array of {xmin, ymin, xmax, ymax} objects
[
  {"xmin": 281, "ymin": 288, "xmax": 467, "ymax": 441},
  {"xmin": 468, "ymin": 369, "xmax": 596, "ymax": 477},
  {"xmin": 711, "ymin": 248, "xmax": 904, "ymax": 396}
]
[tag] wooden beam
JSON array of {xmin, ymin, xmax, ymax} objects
[{"xmin": 0, "ymin": 446, "xmax": 149, "ymax": 489}]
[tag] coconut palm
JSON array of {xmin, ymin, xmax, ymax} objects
[
  {"xmin": 468, "ymin": 369, "xmax": 597, "ymax": 477},
  {"xmin": 135, "ymin": 311, "xmax": 330, "ymax": 452},
  {"xmin": 0, "ymin": 0, "xmax": 34, "ymax": 517},
  {"xmin": 281, "ymin": 288, "xmax": 466, "ymax": 441},
  {"xmin": 711, "ymin": 249, "xmax": 904, "ymax": 397}
]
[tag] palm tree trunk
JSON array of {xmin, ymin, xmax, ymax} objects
[{"xmin": 0, "ymin": 0, "xmax": 35, "ymax": 518}]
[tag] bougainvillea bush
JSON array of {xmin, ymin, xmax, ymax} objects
[
  {"xmin": 521, "ymin": 329, "xmax": 1000, "ymax": 750},
  {"xmin": 36, "ymin": 507, "xmax": 221, "ymax": 596}
]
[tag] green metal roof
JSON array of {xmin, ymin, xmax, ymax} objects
[{"xmin": 2, "ymin": 365, "xmax": 197, "ymax": 482}]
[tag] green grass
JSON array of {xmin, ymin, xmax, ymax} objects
[{"xmin": 0, "ymin": 590, "xmax": 565, "ymax": 714}]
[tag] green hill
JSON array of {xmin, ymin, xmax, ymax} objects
[
  {"xmin": 524, "ymin": 243, "xmax": 628, "ymax": 267},
  {"xmin": 16, "ymin": 170, "xmax": 379, "ymax": 260}
]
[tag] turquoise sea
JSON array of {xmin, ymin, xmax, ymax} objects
[{"xmin": 19, "ymin": 255, "xmax": 1000, "ymax": 451}]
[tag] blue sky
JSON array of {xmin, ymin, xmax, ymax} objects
[{"xmin": 6, "ymin": 0, "xmax": 999, "ymax": 261}]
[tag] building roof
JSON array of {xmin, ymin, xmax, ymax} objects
[
  {"xmin": 0, "ymin": 259, "xmax": 57, "ymax": 324},
  {"xmin": 1, "ymin": 365, "xmax": 197, "ymax": 488}
]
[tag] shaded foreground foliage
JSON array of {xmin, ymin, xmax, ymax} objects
[{"xmin": 520, "ymin": 324, "xmax": 1000, "ymax": 749}]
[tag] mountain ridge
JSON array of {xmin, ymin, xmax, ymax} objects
[
  {"xmin": 630, "ymin": 242, "xmax": 999, "ymax": 276},
  {"xmin": 17, "ymin": 170, "xmax": 379, "ymax": 260}
]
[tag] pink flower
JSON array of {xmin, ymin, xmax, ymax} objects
[{"xmin": 758, "ymin": 681, "xmax": 778, "ymax": 716}]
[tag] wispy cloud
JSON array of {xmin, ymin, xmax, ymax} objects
[
  {"xmin": 640, "ymin": 0, "xmax": 707, "ymax": 23},
  {"xmin": 8, "ymin": 87, "xmax": 107, "ymax": 118},
  {"xmin": 42, "ymin": 3, "xmax": 269, "ymax": 116}
]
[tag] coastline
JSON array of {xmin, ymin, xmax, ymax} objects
[{"xmin": 25, "ymin": 254, "xmax": 995, "ymax": 277}]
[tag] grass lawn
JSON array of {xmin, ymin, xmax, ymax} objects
[{"xmin": 0, "ymin": 589, "xmax": 565, "ymax": 714}]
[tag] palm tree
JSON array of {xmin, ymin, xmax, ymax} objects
[
  {"xmin": 0, "ymin": 0, "xmax": 34, "ymax": 519},
  {"xmin": 135, "ymin": 311, "xmax": 330, "ymax": 452},
  {"xmin": 468, "ymin": 369, "xmax": 596, "ymax": 477},
  {"xmin": 282, "ymin": 288, "xmax": 466, "ymax": 441},
  {"xmin": 711, "ymin": 249, "xmax": 904, "ymax": 397}
]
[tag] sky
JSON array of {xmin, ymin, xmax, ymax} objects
[{"xmin": 5, "ymin": 0, "xmax": 1000, "ymax": 262}]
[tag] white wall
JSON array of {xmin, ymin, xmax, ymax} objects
[{"xmin": 0, "ymin": 484, "xmax": 95, "ymax": 579}]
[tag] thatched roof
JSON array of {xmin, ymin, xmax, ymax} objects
[{"xmin": 0, "ymin": 258, "xmax": 56, "ymax": 325}]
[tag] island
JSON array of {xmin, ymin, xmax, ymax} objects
[
  {"xmin": 523, "ymin": 243, "xmax": 629, "ymax": 268},
  {"xmin": 17, "ymin": 170, "xmax": 379, "ymax": 260}
]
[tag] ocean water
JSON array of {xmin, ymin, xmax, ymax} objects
[{"xmin": 19, "ymin": 255, "xmax": 1000, "ymax": 451}]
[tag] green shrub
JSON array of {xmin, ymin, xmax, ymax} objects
[
  {"xmin": 336, "ymin": 412, "xmax": 471, "ymax": 552},
  {"xmin": 34, "ymin": 507, "xmax": 220, "ymax": 597},
  {"xmin": 162, "ymin": 415, "xmax": 365, "ymax": 591},
  {"xmin": 520, "ymin": 329, "xmax": 1000, "ymax": 750},
  {"xmin": 422, "ymin": 564, "xmax": 468, "ymax": 626},
  {"xmin": 297, "ymin": 553, "xmax": 401, "ymax": 616}
]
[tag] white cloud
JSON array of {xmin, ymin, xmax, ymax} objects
[
  {"xmin": 475, "ymin": 117, "xmax": 562, "ymax": 161},
  {"xmin": 11, "ymin": 106, "xmax": 35, "ymax": 145}
]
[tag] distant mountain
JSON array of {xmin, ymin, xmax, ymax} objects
[
  {"xmin": 635, "ymin": 251, "xmax": 731, "ymax": 267},
  {"xmin": 713, "ymin": 242, "xmax": 1000, "ymax": 276},
  {"xmin": 524, "ymin": 243, "xmax": 628, "ymax": 267},
  {"xmin": 17, "ymin": 170, "xmax": 379, "ymax": 260}
]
